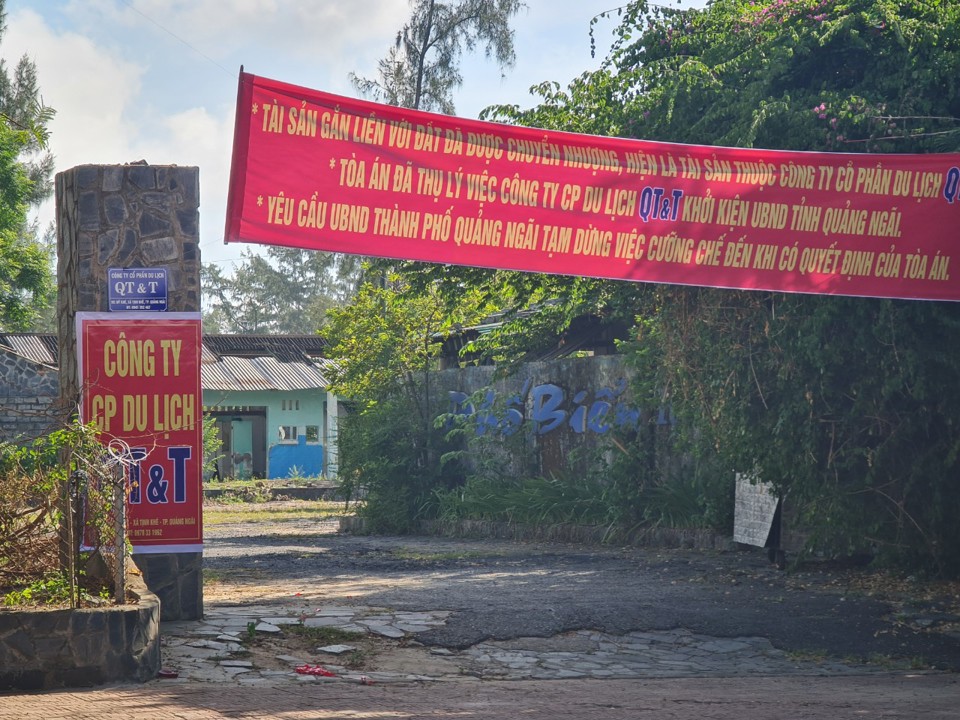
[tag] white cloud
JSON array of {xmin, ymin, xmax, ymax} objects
[
  {"xmin": 73, "ymin": 0, "xmax": 407, "ymax": 80},
  {"xmin": 5, "ymin": 9, "xmax": 145, "ymax": 166},
  {"xmin": 3, "ymin": 7, "xmax": 148, "ymax": 236}
]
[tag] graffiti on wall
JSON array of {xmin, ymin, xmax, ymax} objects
[{"xmin": 447, "ymin": 378, "xmax": 673, "ymax": 438}]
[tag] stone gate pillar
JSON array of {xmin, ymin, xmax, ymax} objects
[{"xmin": 56, "ymin": 163, "xmax": 203, "ymax": 620}]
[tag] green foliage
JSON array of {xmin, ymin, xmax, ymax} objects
[
  {"xmin": 642, "ymin": 289, "xmax": 960, "ymax": 573},
  {"xmin": 0, "ymin": 117, "xmax": 53, "ymax": 330},
  {"xmin": 201, "ymin": 413, "xmax": 223, "ymax": 478},
  {"xmin": 327, "ymin": 278, "xmax": 482, "ymax": 532},
  {"xmin": 432, "ymin": 472, "xmax": 608, "ymax": 526},
  {"xmin": 433, "ymin": 392, "xmax": 731, "ymax": 533},
  {"xmin": 0, "ymin": 0, "xmax": 56, "ymax": 330},
  {"xmin": 430, "ymin": 439, "xmax": 725, "ymax": 531},
  {"xmin": 581, "ymin": 0, "xmax": 960, "ymax": 152},
  {"xmin": 0, "ymin": 420, "xmax": 132, "ymax": 605},
  {"xmin": 403, "ymin": 0, "xmax": 960, "ymax": 574},
  {"xmin": 201, "ymin": 247, "xmax": 361, "ymax": 334},
  {"xmin": 2, "ymin": 572, "xmax": 71, "ymax": 607},
  {"xmin": 0, "ymin": 438, "xmax": 60, "ymax": 587},
  {"xmin": 335, "ymin": 391, "xmax": 462, "ymax": 533}
]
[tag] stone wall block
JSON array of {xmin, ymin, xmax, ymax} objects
[
  {"xmin": 0, "ymin": 583, "xmax": 161, "ymax": 690},
  {"xmin": 102, "ymin": 166, "xmax": 123, "ymax": 192},
  {"xmin": 127, "ymin": 165, "xmax": 156, "ymax": 190},
  {"xmin": 104, "ymin": 194, "xmax": 127, "ymax": 224},
  {"xmin": 78, "ymin": 192, "xmax": 100, "ymax": 230},
  {"xmin": 118, "ymin": 228, "xmax": 138, "ymax": 263},
  {"xmin": 97, "ymin": 229, "xmax": 120, "ymax": 263},
  {"xmin": 177, "ymin": 208, "xmax": 198, "ymax": 236},
  {"xmin": 142, "ymin": 236, "xmax": 179, "ymax": 263},
  {"xmin": 76, "ymin": 165, "xmax": 99, "ymax": 189},
  {"xmin": 139, "ymin": 211, "xmax": 173, "ymax": 238}
]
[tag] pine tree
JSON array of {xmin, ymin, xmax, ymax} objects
[{"xmin": 0, "ymin": 0, "xmax": 56, "ymax": 330}]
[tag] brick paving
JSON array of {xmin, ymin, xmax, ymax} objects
[{"xmin": 2, "ymin": 674, "xmax": 958, "ymax": 719}]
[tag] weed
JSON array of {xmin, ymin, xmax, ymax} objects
[
  {"xmin": 865, "ymin": 653, "xmax": 928, "ymax": 670},
  {"xmin": 2, "ymin": 573, "xmax": 72, "ymax": 607},
  {"xmin": 787, "ymin": 648, "xmax": 829, "ymax": 664},
  {"xmin": 1, "ymin": 571, "xmax": 111, "ymax": 608},
  {"xmin": 216, "ymin": 482, "xmax": 274, "ymax": 504},
  {"xmin": 280, "ymin": 623, "xmax": 365, "ymax": 645},
  {"xmin": 342, "ymin": 650, "xmax": 367, "ymax": 669}
]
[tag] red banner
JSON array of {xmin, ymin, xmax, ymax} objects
[
  {"xmin": 225, "ymin": 71, "xmax": 960, "ymax": 301},
  {"xmin": 77, "ymin": 313, "xmax": 203, "ymax": 553}
]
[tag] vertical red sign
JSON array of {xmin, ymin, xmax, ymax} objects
[{"xmin": 77, "ymin": 313, "xmax": 203, "ymax": 553}]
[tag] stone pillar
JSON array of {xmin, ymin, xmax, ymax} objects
[{"xmin": 56, "ymin": 163, "xmax": 203, "ymax": 621}]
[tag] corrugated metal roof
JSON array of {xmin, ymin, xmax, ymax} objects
[
  {"xmin": 200, "ymin": 343, "xmax": 220, "ymax": 365},
  {"xmin": 0, "ymin": 333, "xmax": 58, "ymax": 366},
  {"xmin": 311, "ymin": 357, "xmax": 340, "ymax": 378},
  {"xmin": 201, "ymin": 354, "xmax": 331, "ymax": 392},
  {"xmin": 1, "ymin": 332, "xmax": 334, "ymax": 393},
  {"xmin": 203, "ymin": 334, "xmax": 328, "ymax": 362}
]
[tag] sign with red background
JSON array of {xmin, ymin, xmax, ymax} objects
[
  {"xmin": 226, "ymin": 71, "xmax": 960, "ymax": 301},
  {"xmin": 77, "ymin": 313, "xmax": 203, "ymax": 553}
]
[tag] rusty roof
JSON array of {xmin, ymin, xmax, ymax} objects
[
  {"xmin": 0, "ymin": 333, "xmax": 334, "ymax": 392},
  {"xmin": 0, "ymin": 333, "xmax": 58, "ymax": 366},
  {"xmin": 202, "ymin": 334, "xmax": 328, "ymax": 362},
  {"xmin": 202, "ymin": 354, "xmax": 332, "ymax": 392}
]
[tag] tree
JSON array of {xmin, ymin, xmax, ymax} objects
[
  {"xmin": 352, "ymin": 0, "xmax": 525, "ymax": 113},
  {"xmin": 599, "ymin": 0, "xmax": 960, "ymax": 573},
  {"xmin": 325, "ymin": 276, "xmax": 488, "ymax": 531},
  {"xmin": 326, "ymin": 0, "xmax": 528, "ymax": 530},
  {"xmin": 201, "ymin": 247, "xmax": 361, "ymax": 334},
  {"xmin": 0, "ymin": 0, "xmax": 56, "ymax": 330},
  {"xmin": 399, "ymin": 0, "xmax": 960, "ymax": 573}
]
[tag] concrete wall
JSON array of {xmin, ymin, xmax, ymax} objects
[{"xmin": 432, "ymin": 355, "xmax": 664, "ymax": 477}]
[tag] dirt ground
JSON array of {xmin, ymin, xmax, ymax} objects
[{"xmin": 200, "ymin": 503, "xmax": 960, "ymax": 672}]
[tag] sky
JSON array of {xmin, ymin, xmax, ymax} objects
[{"xmin": 3, "ymin": 0, "xmax": 707, "ymax": 270}]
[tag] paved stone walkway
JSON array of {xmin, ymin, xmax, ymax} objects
[
  {"xmin": 159, "ymin": 602, "xmax": 888, "ymax": 686},
  {"xmin": 6, "ymin": 601, "xmax": 956, "ymax": 719}
]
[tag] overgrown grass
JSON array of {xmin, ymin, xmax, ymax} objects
[
  {"xmin": 2, "ymin": 570, "xmax": 112, "ymax": 608},
  {"xmin": 203, "ymin": 500, "xmax": 355, "ymax": 526},
  {"xmin": 205, "ymin": 476, "xmax": 333, "ymax": 490},
  {"xmin": 429, "ymin": 470, "xmax": 713, "ymax": 531}
]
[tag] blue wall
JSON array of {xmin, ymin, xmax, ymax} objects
[
  {"xmin": 204, "ymin": 387, "xmax": 327, "ymax": 479},
  {"xmin": 268, "ymin": 435, "xmax": 324, "ymax": 479}
]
